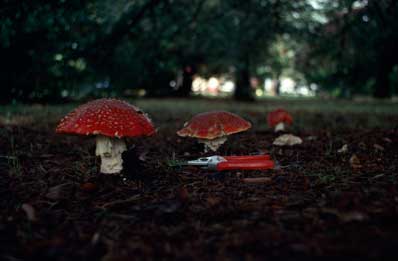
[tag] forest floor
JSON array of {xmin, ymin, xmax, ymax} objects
[{"xmin": 1, "ymin": 98, "xmax": 398, "ymax": 260}]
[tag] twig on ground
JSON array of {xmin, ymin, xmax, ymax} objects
[
  {"xmin": 242, "ymin": 177, "xmax": 272, "ymax": 184},
  {"xmin": 97, "ymin": 195, "xmax": 141, "ymax": 210}
]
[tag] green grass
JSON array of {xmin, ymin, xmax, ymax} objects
[
  {"xmin": 138, "ymin": 98, "xmax": 398, "ymax": 115},
  {"xmin": 1, "ymin": 97, "xmax": 398, "ymax": 130}
]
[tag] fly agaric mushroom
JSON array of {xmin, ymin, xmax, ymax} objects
[
  {"xmin": 56, "ymin": 98, "xmax": 155, "ymax": 174},
  {"xmin": 267, "ymin": 109, "xmax": 293, "ymax": 132},
  {"xmin": 177, "ymin": 111, "xmax": 251, "ymax": 152}
]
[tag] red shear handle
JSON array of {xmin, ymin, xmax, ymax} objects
[
  {"xmin": 216, "ymin": 160, "xmax": 274, "ymax": 171},
  {"xmin": 223, "ymin": 155, "xmax": 270, "ymax": 161}
]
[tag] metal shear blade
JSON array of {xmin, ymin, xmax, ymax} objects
[{"xmin": 187, "ymin": 156, "xmax": 226, "ymax": 169}]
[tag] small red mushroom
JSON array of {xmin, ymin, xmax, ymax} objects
[
  {"xmin": 267, "ymin": 109, "xmax": 293, "ymax": 132},
  {"xmin": 56, "ymin": 98, "xmax": 155, "ymax": 174},
  {"xmin": 177, "ymin": 111, "xmax": 251, "ymax": 152}
]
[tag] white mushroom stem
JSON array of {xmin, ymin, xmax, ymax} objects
[
  {"xmin": 95, "ymin": 135, "xmax": 127, "ymax": 174},
  {"xmin": 274, "ymin": 122, "xmax": 285, "ymax": 132},
  {"xmin": 198, "ymin": 136, "xmax": 228, "ymax": 152}
]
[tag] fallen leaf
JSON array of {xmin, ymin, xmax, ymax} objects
[
  {"xmin": 358, "ymin": 142, "xmax": 367, "ymax": 150},
  {"xmin": 46, "ymin": 183, "xmax": 74, "ymax": 200},
  {"xmin": 21, "ymin": 203, "xmax": 37, "ymax": 222},
  {"xmin": 273, "ymin": 134, "xmax": 303, "ymax": 146},
  {"xmin": 258, "ymin": 149, "xmax": 269, "ymax": 155},
  {"xmin": 99, "ymin": 195, "xmax": 141, "ymax": 209},
  {"xmin": 177, "ymin": 186, "xmax": 189, "ymax": 203},
  {"xmin": 372, "ymin": 174, "xmax": 384, "ymax": 179},
  {"xmin": 349, "ymin": 154, "xmax": 362, "ymax": 169},
  {"xmin": 338, "ymin": 144, "xmax": 348, "ymax": 153},
  {"xmin": 207, "ymin": 196, "xmax": 222, "ymax": 207},
  {"xmin": 242, "ymin": 177, "xmax": 272, "ymax": 184},
  {"xmin": 138, "ymin": 151, "xmax": 149, "ymax": 161},
  {"xmin": 80, "ymin": 182, "xmax": 97, "ymax": 192},
  {"xmin": 339, "ymin": 211, "xmax": 368, "ymax": 223},
  {"xmin": 373, "ymin": 144, "xmax": 384, "ymax": 151},
  {"xmin": 290, "ymin": 243, "xmax": 309, "ymax": 253},
  {"xmin": 148, "ymin": 200, "xmax": 181, "ymax": 214},
  {"xmin": 306, "ymin": 136, "xmax": 317, "ymax": 141},
  {"xmin": 320, "ymin": 208, "xmax": 367, "ymax": 223},
  {"xmin": 91, "ymin": 232, "xmax": 101, "ymax": 246},
  {"xmin": 383, "ymin": 138, "xmax": 392, "ymax": 143},
  {"xmin": 38, "ymin": 154, "xmax": 54, "ymax": 158},
  {"xmin": 349, "ymin": 154, "xmax": 360, "ymax": 164}
]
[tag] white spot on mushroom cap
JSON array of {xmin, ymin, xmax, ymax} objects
[{"xmin": 55, "ymin": 98, "xmax": 155, "ymax": 138}]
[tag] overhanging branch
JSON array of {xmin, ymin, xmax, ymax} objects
[{"xmin": 83, "ymin": 0, "xmax": 164, "ymax": 64}]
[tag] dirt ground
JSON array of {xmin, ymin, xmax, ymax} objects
[{"xmin": 1, "ymin": 98, "xmax": 398, "ymax": 260}]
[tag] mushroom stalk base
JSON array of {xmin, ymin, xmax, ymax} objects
[
  {"xmin": 95, "ymin": 135, "xmax": 127, "ymax": 174},
  {"xmin": 199, "ymin": 136, "xmax": 227, "ymax": 152},
  {"xmin": 274, "ymin": 122, "xmax": 285, "ymax": 132}
]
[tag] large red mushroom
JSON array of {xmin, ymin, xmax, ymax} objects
[
  {"xmin": 56, "ymin": 98, "xmax": 155, "ymax": 174},
  {"xmin": 267, "ymin": 108, "xmax": 293, "ymax": 132},
  {"xmin": 177, "ymin": 111, "xmax": 251, "ymax": 152}
]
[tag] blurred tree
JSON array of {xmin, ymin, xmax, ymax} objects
[
  {"xmin": 368, "ymin": 0, "xmax": 398, "ymax": 98},
  {"xmin": 77, "ymin": 0, "xmax": 207, "ymax": 97},
  {"xmin": 266, "ymin": 36, "xmax": 297, "ymax": 95},
  {"xmin": 297, "ymin": 0, "xmax": 398, "ymax": 98},
  {"xmin": 197, "ymin": 0, "xmax": 310, "ymax": 100},
  {"xmin": 0, "ymin": 0, "xmax": 312, "ymax": 102},
  {"xmin": 4, "ymin": 0, "xmax": 395, "ymax": 103},
  {"xmin": 0, "ymin": 0, "xmax": 100, "ymax": 103}
]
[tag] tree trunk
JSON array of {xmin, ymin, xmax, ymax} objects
[
  {"xmin": 175, "ymin": 65, "xmax": 195, "ymax": 97},
  {"xmin": 234, "ymin": 54, "xmax": 254, "ymax": 101},
  {"xmin": 374, "ymin": 42, "xmax": 396, "ymax": 98},
  {"xmin": 274, "ymin": 71, "xmax": 282, "ymax": 96},
  {"xmin": 374, "ymin": 58, "xmax": 394, "ymax": 99}
]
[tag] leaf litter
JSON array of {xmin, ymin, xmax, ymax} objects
[{"xmin": 0, "ymin": 114, "xmax": 398, "ymax": 260}]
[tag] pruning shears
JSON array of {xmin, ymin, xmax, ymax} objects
[{"xmin": 180, "ymin": 154, "xmax": 274, "ymax": 171}]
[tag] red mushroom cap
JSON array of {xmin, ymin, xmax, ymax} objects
[
  {"xmin": 267, "ymin": 109, "xmax": 293, "ymax": 128},
  {"xmin": 56, "ymin": 98, "xmax": 155, "ymax": 138},
  {"xmin": 177, "ymin": 111, "xmax": 251, "ymax": 140}
]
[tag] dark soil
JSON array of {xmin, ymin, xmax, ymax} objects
[{"xmin": 1, "ymin": 115, "xmax": 398, "ymax": 260}]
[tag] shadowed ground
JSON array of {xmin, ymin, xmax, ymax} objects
[{"xmin": 1, "ymin": 98, "xmax": 398, "ymax": 260}]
